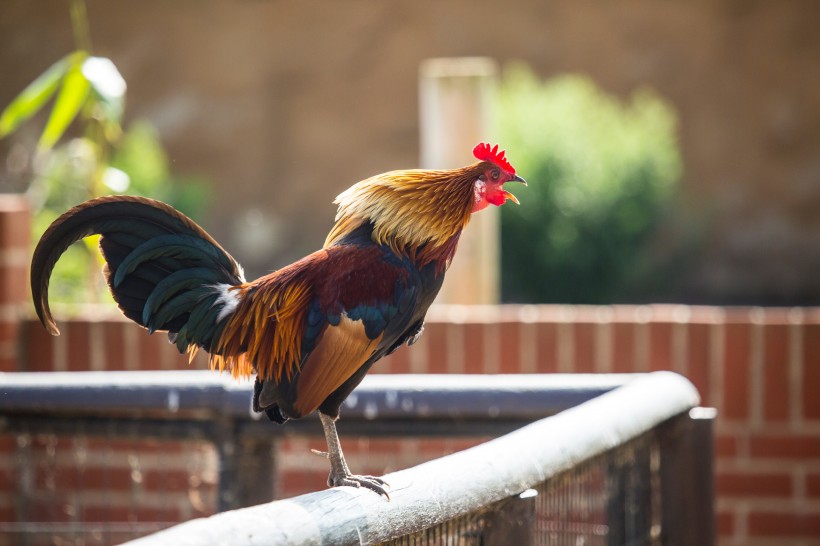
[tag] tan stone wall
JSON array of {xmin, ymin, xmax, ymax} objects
[{"xmin": 1, "ymin": 0, "xmax": 819, "ymax": 302}]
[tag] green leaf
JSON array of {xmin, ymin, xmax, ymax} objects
[
  {"xmin": 0, "ymin": 52, "xmax": 79, "ymax": 138},
  {"xmin": 38, "ymin": 58, "xmax": 92, "ymax": 150},
  {"xmin": 82, "ymin": 56, "xmax": 126, "ymax": 124}
]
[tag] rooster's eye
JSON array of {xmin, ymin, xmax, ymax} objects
[{"xmin": 491, "ymin": 169, "xmax": 500, "ymax": 181}]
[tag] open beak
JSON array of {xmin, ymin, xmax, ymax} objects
[
  {"xmin": 503, "ymin": 174, "xmax": 527, "ymax": 205},
  {"xmin": 503, "ymin": 190, "xmax": 520, "ymax": 205}
]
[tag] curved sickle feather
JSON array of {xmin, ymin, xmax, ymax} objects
[{"xmin": 31, "ymin": 196, "xmax": 242, "ymax": 335}]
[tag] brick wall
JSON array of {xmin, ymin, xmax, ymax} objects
[
  {"xmin": 0, "ymin": 195, "xmax": 28, "ymax": 372},
  {"xmin": 2, "ymin": 196, "xmax": 819, "ymax": 545}
]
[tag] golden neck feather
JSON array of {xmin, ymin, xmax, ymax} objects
[{"xmin": 324, "ymin": 165, "xmax": 482, "ymax": 262}]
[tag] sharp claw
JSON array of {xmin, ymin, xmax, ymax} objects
[
  {"xmin": 328, "ymin": 473, "xmax": 390, "ymax": 499},
  {"xmin": 311, "ymin": 449, "xmax": 329, "ymax": 458}
]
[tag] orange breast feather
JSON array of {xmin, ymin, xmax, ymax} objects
[{"xmin": 292, "ymin": 315, "xmax": 382, "ymax": 416}]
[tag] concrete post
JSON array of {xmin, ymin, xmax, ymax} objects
[{"xmin": 419, "ymin": 57, "xmax": 499, "ymax": 304}]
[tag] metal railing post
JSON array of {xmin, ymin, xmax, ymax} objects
[
  {"xmin": 659, "ymin": 408, "xmax": 716, "ymax": 546},
  {"xmin": 236, "ymin": 434, "xmax": 277, "ymax": 508},
  {"xmin": 606, "ymin": 458, "xmax": 626, "ymax": 546},
  {"xmin": 483, "ymin": 491, "xmax": 537, "ymax": 546},
  {"xmin": 214, "ymin": 418, "xmax": 239, "ymax": 512}
]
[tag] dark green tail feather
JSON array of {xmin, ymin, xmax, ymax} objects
[{"xmin": 31, "ymin": 196, "xmax": 245, "ymax": 355}]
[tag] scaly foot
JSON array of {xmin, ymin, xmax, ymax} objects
[
  {"xmin": 328, "ymin": 470, "xmax": 390, "ymax": 498},
  {"xmin": 311, "ymin": 448, "xmax": 390, "ymax": 498},
  {"xmin": 315, "ymin": 413, "xmax": 391, "ymax": 499}
]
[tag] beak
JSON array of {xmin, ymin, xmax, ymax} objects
[
  {"xmin": 502, "ymin": 174, "xmax": 526, "ymax": 205},
  {"xmin": 503, "ymin": 191, "xmax": 520, "ymax": 205}
]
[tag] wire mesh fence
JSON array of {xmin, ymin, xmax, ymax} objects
[
  {"xmin": 0, "ymin": 372, "xmax": 712, "ymax": 546},
  {"xmin": 379, "ymin": 432, "xmax": 659, "ymax": 546},
  {"xmin": 0, "ymin": 430, "xmax": 490, "ymax": 546}
]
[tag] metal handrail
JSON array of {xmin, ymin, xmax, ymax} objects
[
  {"xmin": 121, "ymin": 372, "xmax": 701, "ymax": 546},
  {"xmin": 0, "ymin": 370, "xmax": 631, "ymax": 421}
]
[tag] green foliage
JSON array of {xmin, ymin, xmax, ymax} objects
[
  {"xmin": 109, "ymin": 122, "xmax": 209, "ymax": 219},
  {"xmin": 0, "ymin": 51, "xmax": 125, "ymax": 151},
  {"xmin": 498, "ymin": 66, "xmax": 682, "ymax": 303},
  {"xmin": 0, "ymin": 53, "xmax": 79, "ymax": 139},
  {"xmin": 26, "ymin": 122, "xmax": 210, "ymax": 306},
  {"xmin": 0, "ymin": 0, "xmax": 208, "ymax": 308}
]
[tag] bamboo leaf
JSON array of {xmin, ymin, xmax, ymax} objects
[
  {"xmin": 83, "ymin": 56, "xmax": 126, "ymax": 124},
  {"xmin": 38, "ymin": 59, "xmax": 92, "ymax": 150},
  {"xmin": 0, "ymin": 53, "xmax": 79, "ymax": 138}
]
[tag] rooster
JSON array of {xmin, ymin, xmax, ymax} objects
[{"xmin": 31, "ymin": 143, "xmax": 525, "ymax": 497}]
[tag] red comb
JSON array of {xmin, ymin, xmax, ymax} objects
[{"xmin": 473, "ymin": 143, "xmax": 516, "ymax": 175}]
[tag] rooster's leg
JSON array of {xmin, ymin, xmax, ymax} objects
[{"xmin": 317, "ymin": 412, "xmax": 389, "ymax": 498}]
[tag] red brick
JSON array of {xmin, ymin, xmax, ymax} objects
[
  {"xmin": 25, "ymin": 500, "xmax": 75, "ymax": 522},
  {"xmin": 462, "ymin": 323, "xmax": 485, "ymax": 374},
  {"xmin": 806, "ymin": 473, "xmax": 820, "ymax": 498},
  {"xmin": 499, "ymin": 322, "xmax": 521, "ymax": 373},
  {"xmin": 716, "ymin": 471, "xmax": 793, "ymax": 497},
  {"xmin": 82, "ymin": 505, "xmax": 182, "ymax": 523},
  {"xmin": 143, "ymin": 469, "xmax": 203, "ymax": 492},
  {"xmin": 23, "ymin": 320, "xmax": 54, "ymax": 371},
  {"xmin": 29, "ymin": 466, "xmax": 199, "ymax": 493},
  {"xmin": 0, "ymin": 468, "xmax": 12, "ymax": 490},
  {"xmin": 425, "ymin": 323, "xmax": 448, "ymax": 374},
  {"xmin": 279, "ymin": 436, "xmax": 324, "ymax": 457},
  {"xmin": 166, "ymin": 331, "xmax": 190, "ymax": 370},
  {"xmin": 723, "ymin": 307, "xmax": 753, "ymax": 323},
  {"xmin": 714, "ymin": 434, "xmax": 738, "ymax": 458},
  {"xmin": 447, "ymin": 437, "xmax": 489, "ymax": 452},
  {"xmin": 340, "ymin": 436, "xmax": 404, "ymax": 456},
  {"xmin": 573, "ymin": 322, "xmax": 596, "ymax": 373},
  {"xmin": 484, "ymin": 323, "xmax": 504, "ymax": 375},
  {"xmin": 388, "ymin": 345, "xmax": 411, "ymax": 374},
  {"xmin": 0, "ymin": 320, "xmax": 17, "ymax": 344},
  {"xmin": 36, "ymin": 465, "xmax": 129, "ymax": 491},
  {"xmin": 716, "ymin": 509, "xmax": 735, "ymax": 537},
  {"xmin": 418, "ymin": 438, "xmax": 451, "ymax": 456},
  {"xmin": 171, "ymin": 342, "xmax": 193, "ymax": 370},
  {"xmin": 763, "ymin": 324, "xmax": 790, "ymax": 421},
  {"xmin": 171, "ymin": 333, "xmax": 195, "ymax": 368},
  {"xmin": 0, "ymin": 435, "xmax": 17, "ymax": 452},
  {"xmin": 67, "ymin": 320, "xmax": 91, "ymax": 371},
  {"xmin": 760, "ymin": 308, "xmax": 793, "ymax": 325},
  {"xmin": 276, "ymin": 469, "xmax": 329, "ymax": 498},
  {"xmin": 648, "ymin": 322, "xmax": 674, "ymax": 372},
  {"xmin": 803, "ymin": 324, "xmax": 820, "ymax": 420},
  {"xmin": 374, "ymin": 353, "xmax": 392, "ymax": 373},
  {"xmin": 749, "ymin": 434, "xmax": 820, "ymax": 460},
  {"xmin": 141, "ymin": 330, "xmax": 167, "ymax": 371},
  {"xmin": 804, "ymin": 308, "xmax": 820, "ymax": 324},
  {"xmin": 79, "ymin": 437, "xmax": 197, "ymax": 455},
  {"xmin": 0, "ymin": 264, "xmax": 27, "ymax": 306},
  {"xmin": 102, "ymin": 321, "xmax": 127, "ymax": 370},
  {"xmin": 535, "ymin": 322, "xmax": 557, "ymax": 373},
  {"xmin": 0, "ymin": 356, "xmax": 16, "ymax": 372},
  {"xmin": 748, "ymin": 510, "xmax": 820, "ymax": 536},
  {"xmin": 724, "ymin": 322, "xmax": 751, "ymax": 421},
  {"xmin": 687, "ymin": 323, "xmax": 711, "ymax": 405},
  {"xmin": 612, "ymin": 322, "xmax": 636, "ymax": 372},
  {"xmin": 0, "ymin": 195, "xmax": 31, "ymax": 248}
]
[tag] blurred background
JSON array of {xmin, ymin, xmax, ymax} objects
[
  {"xmin": 1, "ymin": 2, "xmax": 820, "ymax": 545},
  {"xmin": 2, "ymin": 0, "xmax": 819, "ymax": 307}
]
